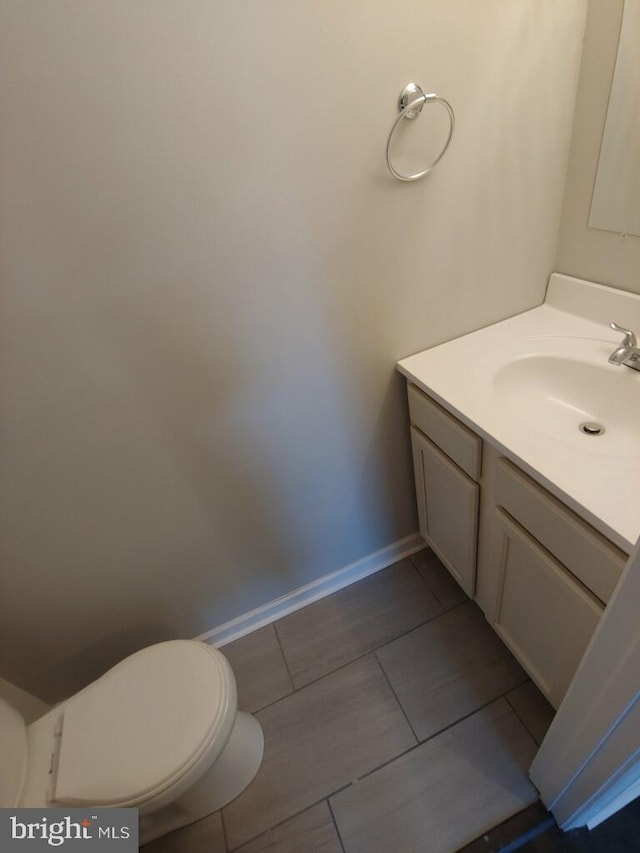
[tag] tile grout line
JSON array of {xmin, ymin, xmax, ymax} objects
[
  {"xmin": 407, "ymin": 550, "xmax": 469, "ymax": 613},
  {"xmin": 240, "ymin": 593, "xmax": 487, "ymax": 718},
  {"xmin": 419, "ymin": 692, "xmax": 528, "ymax": 745},
  {"xmin": 229, "ymin": 689, "xmax": 532, "ymax": 849},
  {"xmin": 229, "ymin": 690, "xmax": 534, "ymax": 841},
  {"xmin": 503, "ymin": 686, "xmax": 543, "ymax": 747},
  {"xmin": 271, "ymin": 620, "xmax": 296, "ymax": 693},
  {"xmin": 226, "ymin": 797, "xmax": 346, "ymax": 853},
  {"xmin": 328, "ymin": 690, "xmax": 532, "ymax": 796},
  {"xmin": 220, "ymin": 806, "xmax": 231, "ymax": 853},
  {"xmin": 226, "ymin": 669, "xmax": 463, "ymax": 851},
  {"xmin": 407, "ymin": 552, "xmax": 449, "ymax": 611},
  {"xmin": 270, "ymin": 555, "xmax": 445, "ymax": 679},
  {"xmin": 372, "ymin": 649, "xmax": 420, "ymax": 745},
  {"xmin": 251, "ymin": 606, "xmax": 453, "ymax": 715},
  {"xmin": 326, "ymin": 798, "xmax": 348, "ymax": 853},
  {"xmin": 251, "ymin": 553, "xmax": 467, "ymax": 706},
  {"xmin": 230, "ymin": 645, "xmax": 534, "ymax": 843},
  {"xmin": 406, "ymin": 555, "xmax": 441, "ymax": 598},
  {"xmin": 226, "ymin": 689, "xmax": 537, "ymax": 850}
]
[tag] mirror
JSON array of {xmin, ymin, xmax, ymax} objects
[{"xmin": 589, "ymin": 0, "xmax": 640, "ymax": 237}]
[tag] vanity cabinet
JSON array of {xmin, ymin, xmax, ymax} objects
[
  {"xmin": 408, "ymin": 385, "xmax": 481, "ymax": 597},
  {"xmin": 492, "ymin": 509, "xmax": 603, "ymax": 708},
  {"xmin": 405, "ymin": 382, "xmax": 629, "ymax": 709},
  {"xmin": 487, "ymin": 457, "xmax": 627, "ymax": 708},
  {"xmin": 410, "ymin": 428, "xmax": 478, "ymax": 596}
]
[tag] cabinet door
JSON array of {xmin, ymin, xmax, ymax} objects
[
  {"xmin": 492, "ymin": 509, "xmax": 602, "ymax": 709},
  {"xmin": 410, "ymin": 427, "xmax": 478, "ymax": 596}
]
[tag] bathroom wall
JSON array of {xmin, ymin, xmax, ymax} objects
[
  {"xmin": 0, "ymin": 0, "xmax": 586, "ymax": 700},
  {"xmin": 0, "ymin": 677, "xmax": 49, "ymax": 724},
  {"xmin": 556, "ymin": 0, "xmax": 640, "ymax": 293}
]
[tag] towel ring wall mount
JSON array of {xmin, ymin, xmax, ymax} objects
[{"xmin": 386, "ymin": 83, "xmax": 455, "ymax": 182}]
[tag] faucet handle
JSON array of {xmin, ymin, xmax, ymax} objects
[{"xmin": 610, "ymin": 322, "xmax": 637, "ymax": 348}]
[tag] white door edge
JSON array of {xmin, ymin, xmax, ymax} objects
[{"xmin": 530, "ymin": 537, "xmax": 640, "ymax": 830}]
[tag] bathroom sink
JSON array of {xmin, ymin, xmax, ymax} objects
[
  {"xmin": 491, "ymin": 343, "xmax": 640, "ymax": 458},
  {"xmin": 397, "ymin": 273, "xmax": 640, "ymax": 551}
]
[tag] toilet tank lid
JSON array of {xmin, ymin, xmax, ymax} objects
[
  {"xmin": 52, "ymin": 641, "xmax": 237, "ymax": 808},
  {"xmin": 0, "ymin": 696, "xmax": 28, "ymax": 807}
]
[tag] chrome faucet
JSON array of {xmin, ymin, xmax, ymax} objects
[{"xmin": 608, "ymin": 322, "xmax": 640, "ymax": 372}]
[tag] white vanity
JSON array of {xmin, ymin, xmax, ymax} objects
[{"xmin": 398, "ymin": 274, "xmax": 640, "ymax": 709}]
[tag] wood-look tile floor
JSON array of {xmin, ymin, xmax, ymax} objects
[{"xmin": 143, "ymin": 549, "xmax": 556, "ymax": 853}]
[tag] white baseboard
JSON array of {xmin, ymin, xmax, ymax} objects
[{"xmin": 196, "ymin": 533, "xmax": 425, "ymax": 648}]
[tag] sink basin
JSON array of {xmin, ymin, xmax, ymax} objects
[{"xmin": 492, "ymin": 344, "xmax": 640, "ymax": 458}]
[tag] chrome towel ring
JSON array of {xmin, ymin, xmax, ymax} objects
[{"xmin": 386, "ymin": 83, "xmax": 455, "ymax": 182}]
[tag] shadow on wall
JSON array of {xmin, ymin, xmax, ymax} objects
[
  {"xmin": 1, "ymin": 176, "xmax": 417, "ymax": 700},
  {"xmin": 0, "ymin": 4, "xmax": 429, "ymax": 700},
  {"xmin": 18, "ymin": 625, "xmax": 178, "ymax": 706}
]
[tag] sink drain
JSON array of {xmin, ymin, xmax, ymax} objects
[{"xmin": 579, "ymin": 422, "xmax": 605, "ymax": 436}]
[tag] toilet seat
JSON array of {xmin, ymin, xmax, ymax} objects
[{"xmin": 51, "ymin": 641, "xmax": 237, "ymax": 810}]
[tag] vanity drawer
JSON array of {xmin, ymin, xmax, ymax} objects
[
  {"xmin": 407, "ymin": 384, "xmax": 481, "ymax": 481},
  {"xmin": 495, "ymin": 458, "xmax": 626, "ymax": 604}
]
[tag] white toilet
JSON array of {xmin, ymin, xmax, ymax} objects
[{"xmin": 0, "ymin": 640, "xmax": 264, "ymax": 844}]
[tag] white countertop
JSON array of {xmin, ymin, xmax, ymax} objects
[{"xmin": 397, "ymin": 274, "xmax": 640, "ymax": 553}]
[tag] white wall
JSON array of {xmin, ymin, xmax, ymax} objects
[
  {"xmin": 0, "ymin": 0, "xmax": 586, "ymax": 700},
  {"xmin": 556, "ymin": 0, "xmax": 640, "ymax": 293}
]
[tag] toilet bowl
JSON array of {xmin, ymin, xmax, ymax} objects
[{"xmin": 0, "ymin": 641, "xmax": 264, "ymax": 844}]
